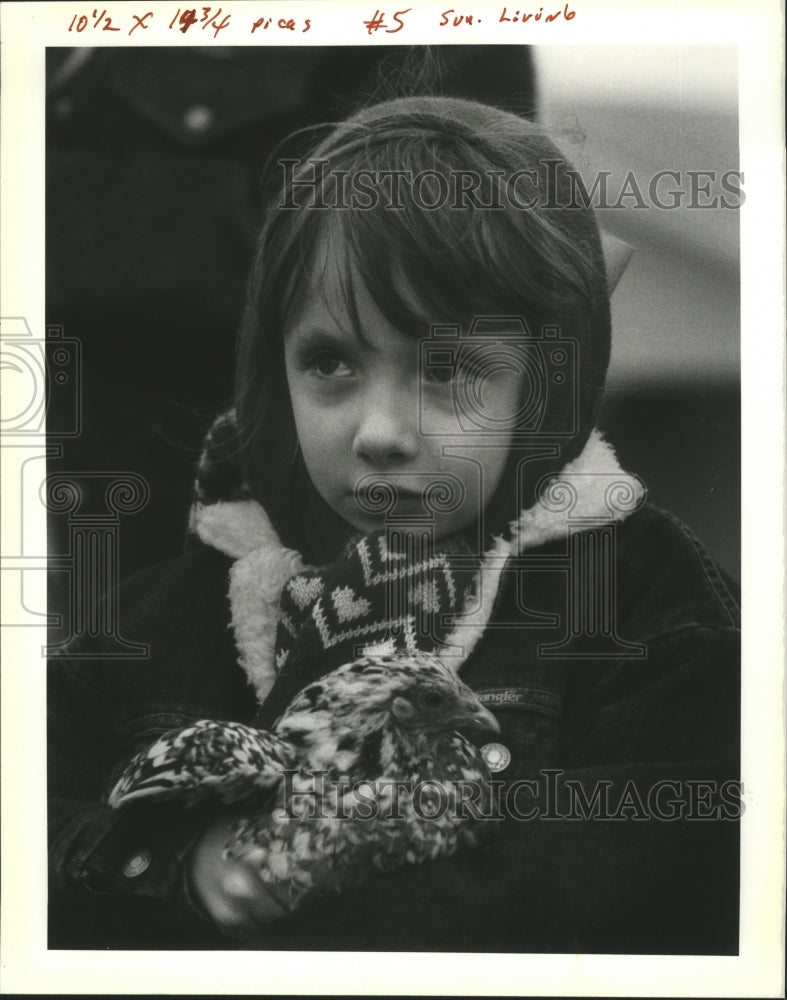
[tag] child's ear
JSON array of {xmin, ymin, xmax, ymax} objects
[{"xmin": 601, "ymin": 231, "xmax": 635, "ymax": 294}]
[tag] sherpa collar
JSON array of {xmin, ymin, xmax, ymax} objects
[{"xmin": 190, "ymin": 429, "xmax": 645, "ymax": 703}]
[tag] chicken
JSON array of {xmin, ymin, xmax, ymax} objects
[{"xmin": 108, "ymin": 653, "xmax": 501, "ymax": 910}]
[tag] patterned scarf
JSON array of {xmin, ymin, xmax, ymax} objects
[{"xmin": 260, "ymin": 527, "xmax": 481, "ymax": 724}]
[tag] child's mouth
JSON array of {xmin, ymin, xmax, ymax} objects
[{"xmin": 351, "ymin": 484, "xmax": 428, "ymax": 517}]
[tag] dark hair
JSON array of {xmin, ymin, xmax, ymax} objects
[{"xmin": 235, "ymin": 96, "xmax": 610, "ymax": 553}]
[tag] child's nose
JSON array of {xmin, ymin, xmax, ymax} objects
[{"xmin": 352, "ymin": 387, "xmax": 419, "ymax": 467}]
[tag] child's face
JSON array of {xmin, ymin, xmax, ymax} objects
[{"xmin": 284, "ymin": 271, "xmax": 524, "ymax": 542}]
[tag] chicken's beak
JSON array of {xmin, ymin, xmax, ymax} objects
[{"xmin": 458, "ymin": 702, "xmax": 501, "ymax": 737}]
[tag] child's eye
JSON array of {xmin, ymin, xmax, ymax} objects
[
  {"xmin": 308, "ymin": 352, "xmax": 353, "ymax": 378},
  {"xmin": 424, "ymin": 361, "xmax": 478, "ymax": 386}
]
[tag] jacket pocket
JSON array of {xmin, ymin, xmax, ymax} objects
[
  {"xmin": 110, "ymin": 49, "xmax": 323, "ymax": 149},
  {"xmin": 475, "ymin": 687, "xmax": 563, "ymax": 776}
]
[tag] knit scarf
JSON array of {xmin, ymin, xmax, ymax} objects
[{"xmin": 266, "ymin": 528, "xmax": 482, "ymax": 723}]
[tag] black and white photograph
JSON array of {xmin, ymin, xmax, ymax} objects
[{"xmin": 1, "ymin": 2, "xmax": 784, "ymax": 995}]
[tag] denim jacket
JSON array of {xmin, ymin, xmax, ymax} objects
[{"xmin": 48, "ymin": 434, "xmax": 740, "ymax": 952}]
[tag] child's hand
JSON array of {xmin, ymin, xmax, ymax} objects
[{"xmin": 188, "ymin": 813, "xmax": 288, "ymax": 942}]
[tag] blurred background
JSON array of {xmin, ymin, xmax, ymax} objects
[
  {"xmin": 534, "ymin": 46, "xmax": 740, "ymax": 581},
  {"xmin": 46, "ymin": 44, "xmax": 740, "ymax": 644}
]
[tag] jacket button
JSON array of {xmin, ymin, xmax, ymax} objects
[
  {"xmin": 481, "ymin": 742, "xmax": 511, "ymax": 773},
  {"xmin": 122, "ymin": 850, "xmax": 152, "ymax": 878},
  {"xmin": 182, "ymin": 104, "xmax": 214, "ymax": 134}
]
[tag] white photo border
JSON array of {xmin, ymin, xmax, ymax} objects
[{"xmin": 1, "ymin": 1, "xmax": 784, "ymax": 995}]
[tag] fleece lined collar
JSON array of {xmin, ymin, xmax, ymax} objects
[{"xmin": 190, "ymin": 429, "xmax": 645, "ymax": 702}]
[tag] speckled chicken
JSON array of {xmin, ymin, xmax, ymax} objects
[{"xmin": 108, "ymin": 654, "xmax": 500, "ymax": 910}]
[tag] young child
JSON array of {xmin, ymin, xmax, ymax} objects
[{"xmin": 48, "ymin": 96, "xmax": 740, "ymax": 952}]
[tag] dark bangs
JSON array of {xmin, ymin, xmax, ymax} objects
[{"xmin": 277, "ymin": 115, "xmax": 604, "ymax": 342}]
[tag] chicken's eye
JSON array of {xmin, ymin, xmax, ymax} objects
[{"xmin": 420, "ymin": 690, "xmax": 445, "ymax": 710}]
